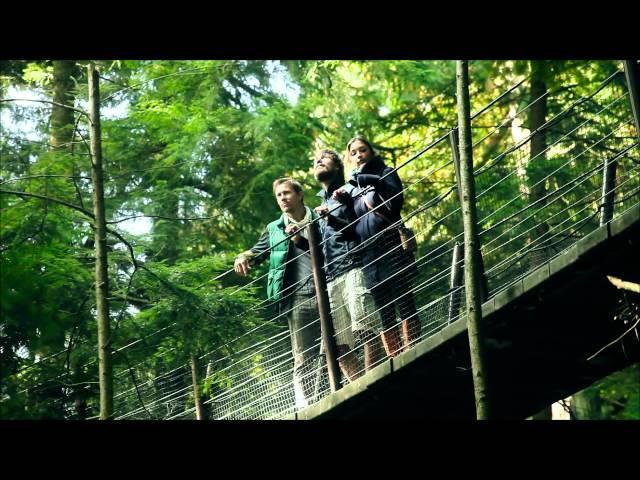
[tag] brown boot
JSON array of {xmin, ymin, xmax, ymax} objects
[
  {"xmin": 336, "ymin": 344, "xmax": 363, "ymax": 383},
  {"xmin": 401, "ymin": 317, "xmax": 422, "ymax": 350},
  {"xmin": 380, "ymin": 327, "xmax": 403, "ymax": 358}
]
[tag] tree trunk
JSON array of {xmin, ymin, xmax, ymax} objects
[
  {"xmin": 456, "ymin": 61, "xmax": 492, "ymax": 419},
  {"xmin": 88, "ymin": 64, "xmax": 113, "ymax": 420},
  {"xmin": 527, "ymin": 61, "xmax": 551, "ymax": 265},
  {"xmin": 50, "ymin": 60, "xmax": 78, "ymax": 151},
  {"xmin": 450, "ymin": 130, "xmax": 488, "ymax": 301},
  {"xmin": 36, "ymin": 61, "xmax": 81, "ymax": 416}
]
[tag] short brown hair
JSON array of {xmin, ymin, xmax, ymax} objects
[{"xmin": 272, "ymin": 177, "xmax": 304, "ymax": 195}]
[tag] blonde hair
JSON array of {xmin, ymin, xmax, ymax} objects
[{"xmin": 272, "ymin": 177, "xmax": 304, "ymax": 195}]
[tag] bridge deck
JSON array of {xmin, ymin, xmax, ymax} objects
[{"xmin": 295, "ymin": 204, "xmax": 640, "ymax": 419}]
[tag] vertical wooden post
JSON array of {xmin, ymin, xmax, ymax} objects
[
  {"xmin": 88, "ymin": 63, "xmax": 113, "ymax": 420},
  {"xmin": 623, "ymin": 60, "xmax": 640, "ymax": 143},
  {"xmin": 450, "ymin": 129, "xmax": 465, "ymax": 206},
  {"xmin": 307, "ymin": 222, "xmax": 341, "ymax": 393},
  {"xmin": 448, "ymin": 242, "xmax": 464, "ymax": 325},
  {"xmin": 190, "ymin": 354, "xmax": 205, "ymax": 420},
  {"xmin": 456, "ymin": 60, "xmax": 492, "ymax": 420},
  {"xmin": 599, "ymin": 154, "xmax": 618, "ymax": 226}
]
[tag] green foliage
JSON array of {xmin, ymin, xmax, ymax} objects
[
  {"xmin": 590, "ymin": 364, "xmax": 640, "ymax": 419},
  {"xmin": 127, "ymin": 255, "xmax": 262, "ymax": 358},
  {"xmin": 22, "ymin": 62, "xmax": 54, "ymax": 87},
  {"xmin": 0, "ymin": 202, "xmax": 95, "ymax": 418}
]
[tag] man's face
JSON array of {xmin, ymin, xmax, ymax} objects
[
  {"xmin": 274, "ymin": 183, "xmax": 303, "ymax": 213},
  {"xmin": 314, "ymin": 155, "xmax": 338, "ymax": 183}
]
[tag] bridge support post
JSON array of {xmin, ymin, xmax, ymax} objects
[{"xmin": 307, "ymin": 221, "xmax": 341, "ymax": 393}]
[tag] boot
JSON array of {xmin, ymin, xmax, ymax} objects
[
  {"xmin": 380, "ymin": 326, "xmax": 403, "ymax": 358},
  {"xmin": 363, "ymin": 336, "xmax": 385, "ymax": 372},
  {"xmin": 336, "ymin": 344, "xmax": 363, "ymax": 383},
  {"xmin": 401, "ymin": 317, "xmax": 422, "ymax": 350}
]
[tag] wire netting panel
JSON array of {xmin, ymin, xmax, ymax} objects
[{"xmin": 110, "ymin": 66, "xmax": 640, "ymax": 420}]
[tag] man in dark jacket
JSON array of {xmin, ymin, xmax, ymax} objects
[
  {"xmin": 234, "ymin": 178, "xmax": 320, "ymax": 409},
  {"xmin": 313, "ymin": 149, "xmax": 384, "ymax": 382}
]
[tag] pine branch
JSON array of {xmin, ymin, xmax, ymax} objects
[
  {"xmin": 0, "ymin": 188, "xmax": 95, "ymax": 219},
  {"xmin": 0, "ymin": 174, "xmax": 92, "ymax": 186},
  {"xmin": 107, "ymin": 214, "xmax": 212, "ymax": 224},
  {"xmin": 0, "ymin": 98, "xmax": 89, "ymax": 118}
]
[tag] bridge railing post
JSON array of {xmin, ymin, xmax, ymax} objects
[
  {"xmin": 623, "ymin": 60, "xmax": 640, "ymax": 144},
  {"xmin": 599, "ymin": 60, "xmax": 640, "ymax": 226},
  {"xmin": 307, "ymin": 221, "xmax": 341, "ymax": 393},
  {"xmin": 599, "ymin": 154, "xmax": 618, "ymax": 226},
  {"xmin": 447, "ymin": 242, "xmax": 464, "ymax": 325},
  {"xmin": 600, "ymin": 60, "xmax": 639, "ymax": 226}
]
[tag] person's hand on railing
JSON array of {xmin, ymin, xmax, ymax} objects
[
  {"xmin": 331, "ymin": 188, "xmax": 349, "ymax": 202},
  {"xmin": 314, "ymin": 205, "xmax": 329, "ymax": 218},
  {"xmin": 350, "ymin": 172, "xmax": 381, "ymax": 188},
  {"xmin": 285, "ymin": 223, "xmax": 302, "ymax": 243},
  {"xmin": 234, "ymin": 255, "xmax": 252, "ymax": 276}
]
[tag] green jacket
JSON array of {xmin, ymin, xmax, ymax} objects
[{"xmin": 237, "ymin": 210, "xmax": 317, "ymax": 302}]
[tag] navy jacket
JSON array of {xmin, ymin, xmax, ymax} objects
[
  {"xmin": 350, "ymin": 156, "xmax": 415, "ymax": 289},
  {"xmin": 315, "ymin": 181, "xmax": 362, "ymax": 282}
]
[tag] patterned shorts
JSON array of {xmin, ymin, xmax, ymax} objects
[{"xmin": 327, "ymin": 268, "xmax": 381, "ymax": 348}]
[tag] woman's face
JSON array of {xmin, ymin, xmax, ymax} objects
[{"xmin": 349, "ymin": 140, "xmax": 372, "ymax": 168}]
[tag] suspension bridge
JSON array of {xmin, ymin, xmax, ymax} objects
[
  {"xmin": 297, "ymin": 204, "xmax": 640, "ymax": 419},
  {"xmin": 7, "ymin": 62, "xmax": 639, "ymax": 420},
  {"xmin": 104, "ymin": 63, "xmax": 640, "ymax": 420}
]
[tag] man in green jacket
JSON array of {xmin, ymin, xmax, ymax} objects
[{"xmin": 234, "ymin": 177, "xmax": 321, "ymax": 410}]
